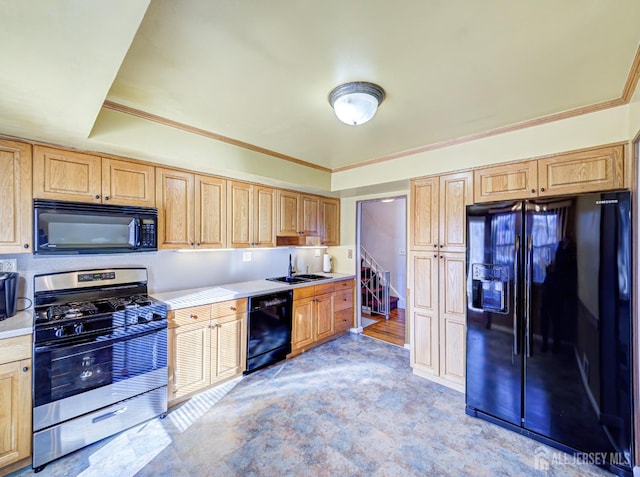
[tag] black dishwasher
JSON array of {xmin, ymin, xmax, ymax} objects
[{"xmin": 246, "ymin": 291, "xmax": 292, "ymax": 374}]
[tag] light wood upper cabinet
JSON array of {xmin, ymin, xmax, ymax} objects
[
  {"xmin": 33, "ymin": 146, "xmax": 102, "ymax": 202},
  {"xmin": 276, "ymin": 190, "xmax": 321, "ymax": 237},
  {"xmin": 474, "ymin": 161, "xmax": 538, "ymax": 203},
  {"xmin": 439, "ymin": 171, "xmax": 473, "ymax": 252},
  {"xmin": 410, "ymin": 177, "xmax": 439, "ymax": 250},
  {"xmin": 0, "ymin": 335, "xmax": 32, "ymax": 469},
  {"xmin": 320, "ymin": 197, "xmax": 340, "ymax": 246},
  {"xmin": 0, "ymin": 139, "xmax": 32, "ymax": 253},
  {"xmin": 538, "ymin": 144, "xmax": 624, "ymax": 196},
  {"xmin": 253, "ymin": 186, "xmax": 276, "ymax": 247},
  {"xmin": 157, "ymin": 168, "xmax": 227, "ymax": 250},
  {"xmin": 34, "ymin": 146, "xmax": 155, "ymax": 206},
  {"xmin": 195, "ymin": 175, "xmax": 226, "ymax": 249},
  {"xmin": 156, "ymin": 168, "xmax": 195, "ymax": 249},
  {"xmin": 300, "ymin": 195, "xmax": 320, "ymax": 236},
  {"xmin": 101, "ymin": 158, "xmax": 155, "ymax": 207},
  {"xmin": 410, "ymin": 171, "xmax": 472, "ymax": 253},
  {"xmin": 227, "ymin": 181, "xmax": 276, "ymax": 248},
  {"xmin": 474, "ymin": 144, "xmax": 625, "ymax": 202}
]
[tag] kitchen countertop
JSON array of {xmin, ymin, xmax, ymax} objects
[
  {"xmin": 0, "ymin": 310, "xmax": 33, "ymax": 340},
  {"xmin": 152, "ymin": 273, "xmax": 356, "ymax": 310}
]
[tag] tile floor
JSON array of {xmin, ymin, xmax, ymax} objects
[{"xmin": 11, "ymin": 334, "xmax": 613, "ymax": 477}]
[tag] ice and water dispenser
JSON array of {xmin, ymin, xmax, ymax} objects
[{"xmin": 470, "ymin": 263, "xmax": 509, "ymax": 314}]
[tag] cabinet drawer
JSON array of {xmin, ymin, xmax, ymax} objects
[
  {"xmin": 334, "ymin": 289, "xmax": 353, "ymax": 311},
  {"xmin": 170, "ymin": 305, "xmax": 212, "ymax": 327},
  {"xmin": 211, "ymin": 298, "xmax": 247, "ymax": 318},
  {"xmin": 0, "ymin": 334, "xmax": 31, "ymax": 363},
  {"xmin": 334, "ymin": 309, "xmax": 353, "ymax": 331},
  {"xmin": 314, "ymin": 282, "xmax": 335, "ymax": 296},
  {"xmin": 293, "ymin": 285, "xmax": 315, "ymax": 300},
  {"xmin": 333, "ymin": 279, "xmax": 354, "ymax": 291}
]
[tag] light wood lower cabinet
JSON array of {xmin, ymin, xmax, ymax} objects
[
  {"xmin": 409, "ymin": 251, "xmax": 466, "ymax": 391},
  {"xmin": 168, "ymin": 299, "xmax": 247, "ymax": 404},
  {"xmin": 291, "ymin": 279, "xmax": 354, "ymax": 354},
  {"xmin": 0, "ymin": 335, "xmax": 32, "ymax": 470}
]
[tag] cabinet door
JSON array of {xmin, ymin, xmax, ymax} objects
[
  {"xmin": 253, "ymin": 186, "xmax": 276, "ymax": 247},
  {"xmin": 0, "ymin": 359, "xmax": 31, "ymax": 467},
  {"xmin": 170, "ymin": 321, "xmax": 211, "ymax": 399},
  {"xmin": 212, "ymin": 314, "xmax": 246, "ymax": 382},
  {"xmin": 101, "ymin": 158, "xmax": 155, "ymax": 207},
  {"xmin": 33, "ymin": 146, "xmax": 102, "ymax": 202},
  {"xmin": 300, "ymin": 195, "xmax": 320, "ymax": 236},
  {"xmin": 195, "ymin": 175, "xmax": 226, "ymax": 248},
  {"xmin": 439, "ymin": 171, "xmax": 472, "ymax": 252},
  {"xmin": 227, "ymin": 181, "xmax": 253, "ymax": 248},
  {"xmin": 409, "ymin": 253, "xmax": 439, "ymax": 374},
  {"xmin": 474, "ymin": 161, "xmax": 538, "ymax": 203},
  {"xmin": 438, "ymin": 252, "xmax": 466, "ymax": 386},
  {"xmin": 538, "ymin": 144, "xmax": 624, "ymax": 196},
  {"xmin": 315, "ymin": 292, "xmax": 335, "ymax": 341},
  {"xmin": 410, "ymin": 177, "xmax": 439, "ymax": 250},
  {"xmin": 320, "ymin": 198, "xmax": 340, "ymax": 246},
  {"xmin": 277, "ymin": 190, "xmax": 299, "ymax": 236},
  {"xmin": 156, "ymin": 168, "xmax": 194, "ymax": 249},
  {"xmin": 0, "ymin": 139, "xmax": 32, "ymax": 253},
  {"xmin": 292, "ymin": 297, "xmax": 314, "ymax": 350}
]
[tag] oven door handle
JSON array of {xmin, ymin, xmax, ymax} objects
[{"xmin": 34, "ymin": 323, "xmax": 167, "ymax": 353}]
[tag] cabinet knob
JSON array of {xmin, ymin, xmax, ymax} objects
[
  {"xmin": 190, "ymin": 242, "xmax": 194, "ymax": 247},
  {"xmin": 24, "ymin": 243, "xmax": 29, "ymax": 249},
  {"xmin": 439, "ymin": 244, "xmax": 443, "ymax": 248},
  {"xmin": 105, "ymin": 196, "xmax": 110, "ymax": 201},
  {"xmin": 531, "ymin": 189, "xmax": 536, "ymax": 193},
  {"xmin": 230, "ymin": 306, "xmax": 237, "ymax": 311},
  {"xmin": 440, "ymin": 255, "xmax": 443, "ymax": 259},
  {"xmin": 23, "ymin": 366, "xmax": 28, "ymax": 372},
  {"xmin": 190, "ymin": 314, "xmax": 198, "ymax": 320},
  {"xmin": 434, "ymin": 254, "xmax": 437, "ymax": 258},
  {"xmin": 197, "ymin": 243, "xmax": 201, "ymax": 247},
  {"xmin": 540, "ymin": 187, "xmax": 545, "ymax": 192},
  {"xmin": 433, "ymin": 244, "xmax": 437, "ymax": 248},
  {"xmin": 95, "ymin": 194, "xmax": 100, "ymax": 199}
]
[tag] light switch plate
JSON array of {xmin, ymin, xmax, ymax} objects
[
  {"xmin": 0, "ymin": 259, "xmax": 17, "ymax": 272},
  {"xmin": 314, "ymin": 249, "xmax": 321, "ymax": 257},
  {"xmin": 242, "ymin": 252, "xmax": 252, "ymax": 262},
  {"xmin": 347, "ymin": 249, "xmax": 353, "ymax": 259}
]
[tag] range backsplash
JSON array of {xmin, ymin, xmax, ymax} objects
[{"xmin": 4, "ymin": 247, "xmax": 327, "ymax": 300}]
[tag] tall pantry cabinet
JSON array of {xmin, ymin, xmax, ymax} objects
[{"xmin": 408, "ymin": 171, "xmax": 472, "ymax": 392}]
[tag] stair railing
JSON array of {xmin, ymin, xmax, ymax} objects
[{"xmin": 360, "ymin": 245, "xmax": 391, "ymax": 319}]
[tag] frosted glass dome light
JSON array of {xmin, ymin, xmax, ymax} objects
[{"xmin": 328, "ymin": 82, "xmax": 385, "ymax": 126}]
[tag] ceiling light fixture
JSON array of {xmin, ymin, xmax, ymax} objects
[{"xmin": 328, "ymin": 81, "xmax": 385, "ymax": 126}]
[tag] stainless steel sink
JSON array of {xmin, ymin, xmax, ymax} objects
[
  {"xmin": 293, "ymin": 274, "xmax": 328, "ymax": 281},
  {"xmin": 266, "ymin": 274, "xmax": 328, "ymax": 284},
  {"xmin": 266, "ymin": 276, "xmax": 309, "ymax": 284}
]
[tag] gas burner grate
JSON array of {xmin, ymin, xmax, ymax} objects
[
  {"xmin": 107, "ymin": 295, "xmax": 153, "ymax": 311},
  {"xmin": 47, "ymin": 302, "xmax": 99, "ymax": 321}
]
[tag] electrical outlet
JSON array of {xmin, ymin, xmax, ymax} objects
[
  {"xmin": 314, "ymin": 248, "xmax": 321, "ymax": 257},
  {"xmin": 399, "ymin": 249, "xmax": 406, "ymax": 256},
  {"xmin": 242, "ymin": 251, "xmax": 252, "ymax": 262},
  {"xmin": 347, "ymin": 249, "xmax": 353, "ymax": 259},
  {"xmin": 0, "ymin": 259, "xmax": 17, "ymax": 272}
]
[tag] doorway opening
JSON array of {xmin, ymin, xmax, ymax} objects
[{"xmin": 356, "ymin": 196, "xmax": 407, "ymax": 347}]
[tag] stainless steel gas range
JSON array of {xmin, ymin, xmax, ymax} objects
[{"xmin": 31, "ymin": 268, "xmax": 168, "ymax": 472}]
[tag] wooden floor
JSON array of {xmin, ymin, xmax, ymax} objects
[{"xmin": 362, "ymin": 308, "xmax": 406, "ymax": 347}]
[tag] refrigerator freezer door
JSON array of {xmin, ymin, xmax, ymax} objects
[
  {"xmin": 465, "ymin": 201, "xmax": 524, "ymax": 427},
  {"xmin": 523, "ymin": 192, "xmax": 632, "ymax": 469}
]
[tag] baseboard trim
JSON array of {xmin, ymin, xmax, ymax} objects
[
  {"xmin": 412, "ymin": 366, "xmax": 465, "ymax": 393},
  {"xmin": 350, "ymin": 327, "xmax": 363, "ymax": 334},
  {"xmin": 404, "ymin": 343, "xmax": 410, "ymax": 350}
]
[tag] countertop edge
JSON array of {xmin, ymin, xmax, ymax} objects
[
  {"xmin": 152, "ymin": 274, "xmax": 356, "ymax": 310},
  {"xmin": 0, "ymin": 310, "xmax": 33, "ymax": 340}
]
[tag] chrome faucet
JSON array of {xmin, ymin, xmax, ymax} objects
[{"xmin": 287, "ymin": 254, "xmax": 294, "ymax": 278}]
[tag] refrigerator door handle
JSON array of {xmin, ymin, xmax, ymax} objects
[
  {"xmin": 525, "ymin": 233, "xmax": 533, "ymax": 358},
  {"xmin": 513, "ymin": 234, "xmax": 520, "ymax": 356}
]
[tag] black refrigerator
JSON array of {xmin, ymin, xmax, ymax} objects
[{"xmin": 465, "ymin": 191, "xmax": 633, "ymax": 476}]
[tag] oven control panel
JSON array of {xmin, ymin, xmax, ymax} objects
[{"xmin": 78, "ymin": 272, "xmax": 116, "ymax": 282}]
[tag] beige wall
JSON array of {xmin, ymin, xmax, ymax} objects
[{"xmin": 332, "ymin": 105, "xmax": 629, "ymax": 192}]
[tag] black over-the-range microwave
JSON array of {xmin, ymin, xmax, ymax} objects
[{"xmin": 33, "ymin": 199, "xmax": 158, "ymax": 254}]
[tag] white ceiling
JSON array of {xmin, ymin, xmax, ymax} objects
[{"xmin": 1, "ymin": 1, "xmax": 639, "ymax": 171}]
